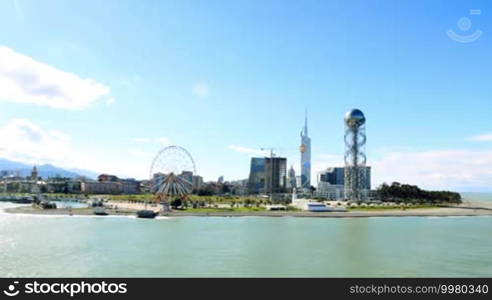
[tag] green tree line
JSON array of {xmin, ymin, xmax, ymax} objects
[{"xmin": 376, "ymin": 182, "xmax": 461, "ymax": 204}]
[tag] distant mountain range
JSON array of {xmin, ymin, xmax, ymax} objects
[{"xmin": 0, "ymin": 158, "xmax": 98, "ymax": 179}]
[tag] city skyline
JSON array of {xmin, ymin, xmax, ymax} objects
[{"xmin": 0, "ymin": 1, "xmax": 491, "ymax": 192}]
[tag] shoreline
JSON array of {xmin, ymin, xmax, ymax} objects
[{"xmin": 4, "ymin": 205, "xmax": 492, "ymax": 218}]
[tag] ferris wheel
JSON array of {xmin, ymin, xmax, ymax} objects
[{"xmin": 149, "ymin": 145, "xmax": 196, "ymax": 199}]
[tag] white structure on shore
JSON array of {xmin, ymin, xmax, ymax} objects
[
  {"xmin": 315, "ymin": 182, "xmax": 344, "ymax": 200},
  {"xmin": 290, "ymin": 198, "xmax": 346, "ymax": 212},
  {"xmin": 291, "ymin": 185, "xmax": 347, "ymax": 211}
]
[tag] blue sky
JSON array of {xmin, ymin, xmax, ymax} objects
[{"xmin": 0, "ymin": 0, "xmax": 491, "ymax": 191}]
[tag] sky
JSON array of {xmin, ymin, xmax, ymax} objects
[{"xmin": 0, "ymin": 0, "xmax": 491, "ymax": 192}]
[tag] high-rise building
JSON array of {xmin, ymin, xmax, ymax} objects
[
  {"xmin": 264, "ymin": 157, "xmax": 287, "ymax": 194},
  {"xmin": 247, "ymin": 157, "xmax": 266, "ymax": 194},
  {"xmin": 361, "ymin": 166, "xmax": 371, "ymax": 190},
  {"xmin": 316, "ymin": 166, "xmax": 371, "ymax": 200},
  {"xmin": 318, "ymin": 167, "xmax": 345, "ymax": 185},
  {"xmin": 300, "ymin": 109, "xmax": 311, "ymax": 188},
  {"xmin": 318, "ymin": 167, "xmax": 371, "ymax": 190},
  {"xmin": 218, "ymin": 176, "xmax": 224, "ymax": 184},
  {"xmin": 192, "ymin": 175, "xmax": 204, "ymax": 190},
  {"xmin": 180, "ymin": 171, "xmax": 193, "ymax": 183},
  {"xmin": 247, "ymin": 157, "xmax": 287, "ymax": 194},
  {"xmin": 295, "ymin": 175, "xmax": 302, "ymax": 188},
  {"xmin": 287, "ymin": 165, "xmax": 296, "ymax": 189}
]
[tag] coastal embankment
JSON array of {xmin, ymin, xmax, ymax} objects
[{"xmin": 4, "ymin": 201, "xmax": 492, "ymax": 218}]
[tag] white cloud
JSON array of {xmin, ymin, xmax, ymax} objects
[
  {"xmin": 311, "ymin": 149, "xmax": 492, "ymax": 191},
  {"xmin": 313, "ymin": 153, "xmax": 343, "ymax": 166},
  {"xmin": 127, "ymin": 148, "xmax": 153, "ymax": 158},
  {"xmin": 192, "ymin": 81, "xmax": 210, "ymax": 98},
  {"xmin": 130, "ymin": 137, "xmax": 171, "ymax": 144},
  {"xmin": 155, "ymin": 137, "xmax": 171, "ymax": 144},
  {"xmin": 0, "ymin": 119, "xmax": 152, "ymax": 179},
  {"xmin": 371, "ymin": 149, "xmax": 492, "ymax": 191},
  {"xmin": 106, "ymin": 97, "xmax": 115, "ymax": 106},
  {"xmin": 311, "ymin": 153, "xmax": 344, "ymax": 181},
  {"xmin": 467, "ymin": 133, "xmax": 492, "ymax": 142},
  {"xmin": 0, "ymin": 46, "xmax": 112, "ymax": 109},
  {"xmin": 130, "ymin": 138, "xmax": 151, "ymax": 143},
  {"xmin": 0, "ymin": 119, "xmax": 73, "ymax": 166},
  {"xmin": 228, "ymin": 145, "xmax": 268, "ymax": 156}
]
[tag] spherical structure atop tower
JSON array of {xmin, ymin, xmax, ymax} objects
[
  {"xmin": 344, "ymin": 108, "xmax": 367, "ymax": 202},
  {"xmin": 344, "ymin": 109, "xmax": 366, "ymax": 128}
]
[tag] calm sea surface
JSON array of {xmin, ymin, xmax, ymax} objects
[{"xmin": 1, "ymin": 194, "xmax": 491, "ymax": 277}]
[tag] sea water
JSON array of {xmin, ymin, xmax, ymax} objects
[{"xmin": 0, "ymin": 194, "xmax": 491, "ymax": 277}]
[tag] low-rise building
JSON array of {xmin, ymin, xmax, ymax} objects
[
  {"xmin": 81, "ymin": 178, "xmax": 140, "ymax": 195},
  {"xmin": 119, "ymin": 179, "xmax": 140, "ymax": 194},
  {"xmin": 42, "ymin": 180, "xmax": 82, "ymax": 193},
  {"xmin": 81, "ymin": 181, "xmax": 121, "ymax": 194},
  {"xmin": 315, "ymin": 183, "xmax": 344, "ymax": 200},
  {"xmin": 98, "ymin": 174, "xmax": 119, "ymax": 182}
]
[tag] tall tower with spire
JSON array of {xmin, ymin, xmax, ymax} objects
[
  {"xmin": 31, "ymin": 165, "xmax": 38, "ymax": 181},
  {"xmin": 300, "ymin": 108, "xmax": 311, "ymax": 189}
]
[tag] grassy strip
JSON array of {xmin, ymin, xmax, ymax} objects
[
  {"xmin": 106, "ymin": 194, "xmax": 272, "ymax": 203},
  {"xmin": 348, "ymin": 204, "xmax": 442, "ymax": 211},
  {"xmin": 173, "ymin": 207, "xmax": 266, "ymax": 213}
]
